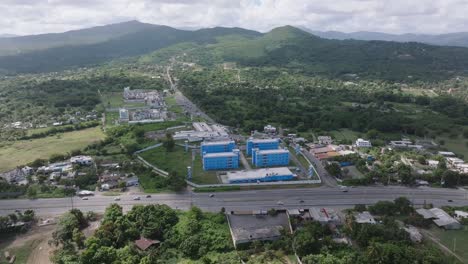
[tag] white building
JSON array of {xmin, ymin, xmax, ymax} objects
[
  {"xmin": 355, "ymin": 138, "xmax": 372, "ymax": 148},
  {"xmin": 454, "ymin": 210, "xmax": 468, "ymax": 220},
  {"xmin": 416, "ymin": 208, "xmax": 461, "ymax": 230},
  {"xmin": 70, "ymin": 156, "xmax": 93, "ymax": 166},
  {"xmin": 119, "ymin": 108, "xmax": 129, "ymax": 122},
  {"xmin": 318, "ymin": 136, "xmax": 333, "ymax": 145},
  {"xmin": 427, "ymin": 160, "xmax": 440, "ymax": 168},
  {"xmin": 355, "ymin": 211, "xmax": 376, "ymax": 224},
  {"xmin": 263, "ymin": 125, "xmax": 277, "ymax": 134}
]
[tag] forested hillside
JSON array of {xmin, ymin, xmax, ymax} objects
[{"xmin": 2, "ymin": 24, "xmax": 468, "ymax": 81}]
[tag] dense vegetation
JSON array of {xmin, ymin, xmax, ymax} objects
[{"xmin": 178, "ymin": 68, "xmax": 468, "ymax": 136}]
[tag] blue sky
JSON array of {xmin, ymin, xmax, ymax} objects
[{"xmin": 1, "ymin": 0, "xmax": 468, "ymax": 35}]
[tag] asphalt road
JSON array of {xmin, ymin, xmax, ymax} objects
[
  {"xmin": 302, "ymin": 150, "xmax": 337, "ymax": 187},
  {"xmin": 1, "ymin": 186, "xmax": 467, "ymax": 216}
]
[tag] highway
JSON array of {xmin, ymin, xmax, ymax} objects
[{"xmin": 1, "ymin": 186, "xmax": 467, "ymax": 216}]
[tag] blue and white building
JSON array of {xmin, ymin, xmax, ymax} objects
[
  {"xmin": 201, "ymin": 140, "xmax": 236, "ymax": 155},
  {"xmin": 224, "ymin": 167, "xmax": 295, "ymax": 184},
  {"xmin": 246, "ymin": 138, "xmax": 280, "ymax": 156},
  {"xmin": 252, "ymin": 148, "xmax": 289, "ymax": 167},
  {"xmin": 203, "ymin": 150, "xmax": 240, "ymax": 170}
]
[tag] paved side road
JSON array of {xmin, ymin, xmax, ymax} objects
[{"xmin": 302, "ymin": 150, "xmax": 337, "ymax": 187}]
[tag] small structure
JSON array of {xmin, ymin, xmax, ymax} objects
[
  {"xmin": 119, "ymin": 108, "xmax": 129, "ymax": 122},
  {"xmin": 355, "ymin": 211, "xmax": 376, "ymax": 224},
  {"xmin": 355, "ymin": 138, "xmax": 372, "ymax": 148},
  {"xmin": 263, "ymin": 125, "xmax": 277, "ymax": 134},
  {"xmin": 173, "ymin": 122, "xmax": 229, "ymax": 142},
  {"xmin": 416, "ymin": 208, "xmax": 461, "ymax": 230},
  {"xmin": 134, "ymin": 237, "xmax": 160, "ymax": 251},
  {"xmin": 454, "ymin": 210, "xmax": 468, "ymax": 220},
  {"xmin": 427, "ymin": 160, "xmax": 440, "ymax": 168},
  {"xmin": 226, "ymin": 210, "xmax": 292, "ymax": 246},
  {"xmin": 223, "ymin": 167, "xmax": 295, "ymax": 184},
  {"xmin": 403, "ymin": 225, "xmax": 422, "ymax": 243},
  {"xmin": 308, "ymin": 208, "xmax": 341, "ymax": 226},
  {"xmin": 317, "ymin": 136, "xmax": 333, "ymax": 145},
  {"xmin": 70, "ymin": 155, "xmax": 93, "ymax": 166},
  {"xmin": 438, "ymin": 151, "xmax": 456, "ymax": 157}
]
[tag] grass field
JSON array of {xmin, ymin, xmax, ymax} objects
[
  {"xmin": 428, "ymin": 225, "xmax": 468, "ymax": 263},
  {"xmin": 0, "ymin": 239, "xmax": 40, "ymax": 264},
  {"xmin": 436, "ymin": 133, "xmax": 468, "ymax": 160},
  {"xmin": 139, "ymin": 145, "xmax": 219, "ymax": 184},
  {"xmin": 102, "ymin": 92, "xmax": 145, "ymax": 108},
  {"xmin": 0, "ymin": 127, "xmax": 105, "ymax": 172}
]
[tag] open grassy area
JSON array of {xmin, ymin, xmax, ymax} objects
[
  {"xmin": 0, "ymin": 127, "xmax": 105, "ymax": 172},
  {"xmin": 139, "ymin": 145, "xmax": 219, "ymax": 184},
  {"xmin": 428, "ymin": 225, "xmax": 468, "ymax": 263},
  {"xmin": 165, "ymin": 96, "xmax": 184, "ymax": 114},
  {"xmin": 331, "ymin": 129, "xmax": 362, "ymax": 143},
  {"xmin": 0, "ymin": 239, "xmax": 40, "ymax": 264},
  {"xmin": 105, "ymin": 111, "xmax": 119, "ymax": 127},
  {"xmin": 436, "ymin": 133, "xmax": 468, "ymax": 160},
  {"xmin": 102, "ymin": 92, "xmax": 145, "ymax": 108}
]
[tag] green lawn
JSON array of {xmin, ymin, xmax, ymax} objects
[
  {"xmin": 331, "ymin": 129, "xmax": 362, "ymax": 143},
  {"xmin": 437, "ymin": 133, "xmax": 468, "ymax": 160},
  {"xmin": 0, "ymin": 239, "xmax": 41, "ymax": 264},
  {"xmin": 105, "ymin": 111, "xmax": 119, "ymax": 127},
  {"xmin": 428, "ymin": 225, "xmax": 468, "ymax": 263},
  {"xmin": 102, "ymin": 92, "xmax": 145, "ymax": 108},
  {"xmin": 0, "ymin": 127, "xmax": 105, "ymax": 172},
  {"xmin": 165, "ymin": 96, "xmax": 184, "ymax": 114},
  {"xmin": 139, "ymin": 145, "xmax": 219, "ymax": 184}
]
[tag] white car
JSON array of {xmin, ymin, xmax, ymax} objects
[
  {"xmin": 114, "ymin": 197, "xmax": 121, "ymax": 201},
  {"xmin": 277, "ymin": 201, "xmax": 284, "ymax": 205},
  {"xmin": 81, "ymin": 197, "xmax": 88, "ymax": 200}
]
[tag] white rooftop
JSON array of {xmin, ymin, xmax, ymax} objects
[
  {"xmin": 201, "ymin": 140, "xmax": 234, "ymax": 146},
  {"xmin": 248, "ymin": 138, "xmax": 279, "ymax": 143},
  {"xmin": 203, "ymin": 151, "xmax": 239, "ymax": 158},
  {"xmin": 226, "ymin": 167, "xmax": 293, "ymax": 181},
  {"xmin": 438, "ymin": 151, "xmax": 456, "ymax": 156},
  {"xmin": 355, "ymin": 211, "xmax": 376, "ymax": 224},
  {"xmin": 254, "ymin": 149, "xmax": 289, "ymax": 155}
]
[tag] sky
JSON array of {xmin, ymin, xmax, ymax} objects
[{"xmin": 2, "ymin": 0, "xmax": 468, "ymax": 35}]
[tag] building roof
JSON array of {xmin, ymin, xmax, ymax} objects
[
  {"xmin": 227, "ymin": 211, "xmax": 291, "ymax": 245},
  {"xmin": 203, "ymin": 151, "xmax": 239, "ymax": 158},
  {"xmin": 455, "ymin": 210, "xmax": 468, "ymax": 218},
  {"xmin": 225, "ymin": 167, "xmax": 293, "ymax": 181},
  {"xmin": 134, "ymin": 237, "xmax": 160, "ymax": 251},
  {"xmin": 310, "ymin": 146, "xmax": 334, "ymax": 154},
  {"xmin": 201, "ymin": 140, "xmax": 234, "ymax": 146},
  {"xmin": 254, "ymin": 149, "xmax": 289, "ymax": 155},
  {"xmin": 248, "ymin": 138, "xmax": 279, "ymax": 143},
  {"xmin": 309, "ymin": 208, "xmax": 341, "ymax": 224},
  {"xmin": 438, "ymin": 151, "xmax": 456, "ymax": 156},
  {"xmin": 355, "ymin": 211, "xmax": 376, "ymax": 224},
  {"xmin": 429, "ymin": 208, "xmax": 460, "ymax": 227}
]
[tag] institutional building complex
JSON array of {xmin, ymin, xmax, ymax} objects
[
  {"xmin": 246, "ymin": 138, "xmax": 280, "ymax": 155},
  {"xmin": 223, "ymin": 167, "xmax": 295, "ymax": 184},
  {"xmin": 201, "ymin": 140, "xmax": 236, "ymax": 155},
  {"xmin": 202, "ymin": 150, "xmax": 240, "ymax": 170},
  {"xmin": 252, "ymin": 148, "xmax": 289, "ymax": 167}
]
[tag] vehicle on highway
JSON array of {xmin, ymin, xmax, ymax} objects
[
  {"xmin": 114, "ymin": 197, "xmax": 120, "ymax": 201},
  {"xmin": 448, "ymin": 199, "xmax": 453, "ymax": 202},
  {"xmin": 82, "ymin": 197, "xmax": 88, "ymax": 200},
  {"xmin": 146, "ymin": 195, "xmax": 152, "ymax": 198},
  {"xmin": 299, "ymin": 200, "xmax": 304, "ymax": 203},
  {"xmin": 133, "ymin": 196, "xmax": 141, "ymax": 200},
  {"xmin": 209, "ymin": 194, "xmax": 214, "ymax": 198},
  {"xmin": 277, "ymin": 201, "xmax": 284, "ymax": 205},
  {"xmin": 340, "ymin": 186, "xmax": 349, "ymax": 192}
]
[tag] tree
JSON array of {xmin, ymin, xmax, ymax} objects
[
  {"xmin": 354, "ymin": 204, "xmax": 367, "ymax": 212},
  {"xmin": 72, "ymin": 228, "xmax": 85, "ymax": 249},
  {"xmin": 369, "ymin": 201, "xmax": 396, "ymax": 216},
  {"xmin": 168, "ymin": 171, "xmax": 186, "ymax": 191},
  {"xmin": 26, "ymin": 185, "xmax": 37, "ymax": 198},
  {"xmin": 442, "ymin": 170, "xmax": 460, "ymax": 187},
  {"xmin": 394, "ymin": 197, "xmax": 413, "ymax": 215},
  {"xmin": 325, "ymin": 163, "xmax": 341, "ymax": 177},
  {"xmin": 163, "ymin": 133, "xmax": 175, "ymax": 152},
  {"xmin": 396, "ymin": 164, "xmax": 414, "ymax": 185}
]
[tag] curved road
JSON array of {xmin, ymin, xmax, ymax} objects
[{"xmin": 1, "ymin": 186, "xmax": 467, "ymax": 216}]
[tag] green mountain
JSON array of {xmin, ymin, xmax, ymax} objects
[
  {"xmin": 0, "ymin": 20, "xmax": 156, "ymax": 56},
  {"xmin": 1, "ymin": 24, "xmax": 468, "ymax": 80},
  {"xmin": 0, "ymin": 26, "xmax": 260, "ymax": 74}
]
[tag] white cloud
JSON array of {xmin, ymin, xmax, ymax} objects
[{"xmin": 1, "ymin": 0, "xmax": 468, "ymax": 35}]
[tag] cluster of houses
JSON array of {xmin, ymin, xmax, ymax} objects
[
  {"xmin": 5, "ymin": 111, "xmax": 99, "ymax": 130},
  {"xmin": 0, "ymin": 156, "xmax": 94, "ymax": 186},
  {"xmin": 173, "ymin": 122, "xmax": 229, "ymax": 142},
  {"xmin": 98, "ymin": 164, "xmax": 139, "ymax": 191},
  {"xmin": 441, "ymin": 151, "xmax": 468, "ymax": 174},
  {"xmin": 308, "ymin": 136, "xmax": 358, "ymax": 160}
]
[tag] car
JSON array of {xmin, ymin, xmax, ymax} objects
[
  {"xmin": 14, "ymin": 209, "xmax": 21, "ymax": 213},
  {"xmin": 114, "ymin": 197, "xmax": 120, "ymax": 201},
  {"xmin": 133, "ymin": 196, "xmax": 141, "ymax": 200},
  {"xmin": 146, "ymin": 195, "xmax": 152, "ymax": 198},
  {"xmin": 277, "ymin": 201, "xmax": 284, "ymax": 205},
  {"xmin": 299, "ymin": 200, "xmax": 304, "ymax": 203},
  {"xmin": 209, "ymin": 194, "xmax": 214, "ymax": 198},
  {"xmin": 82, "ymin": 197, "xmax": 88, "ymax": 200},
  {"xmin": 448, "ymin": 199, "xmax": 454, "ymax": 202},
  {"xmin": 340, "ymin": 186, "xmax": 349, "ymax": 192}
]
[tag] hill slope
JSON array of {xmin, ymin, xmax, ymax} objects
[
  {"xmin": 0, "ymin": 20, "xmax": 156, "ymax": 56},
  {"xmin": 306, "ymin": 29, "xmax": 468, "ymax": 48}
]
